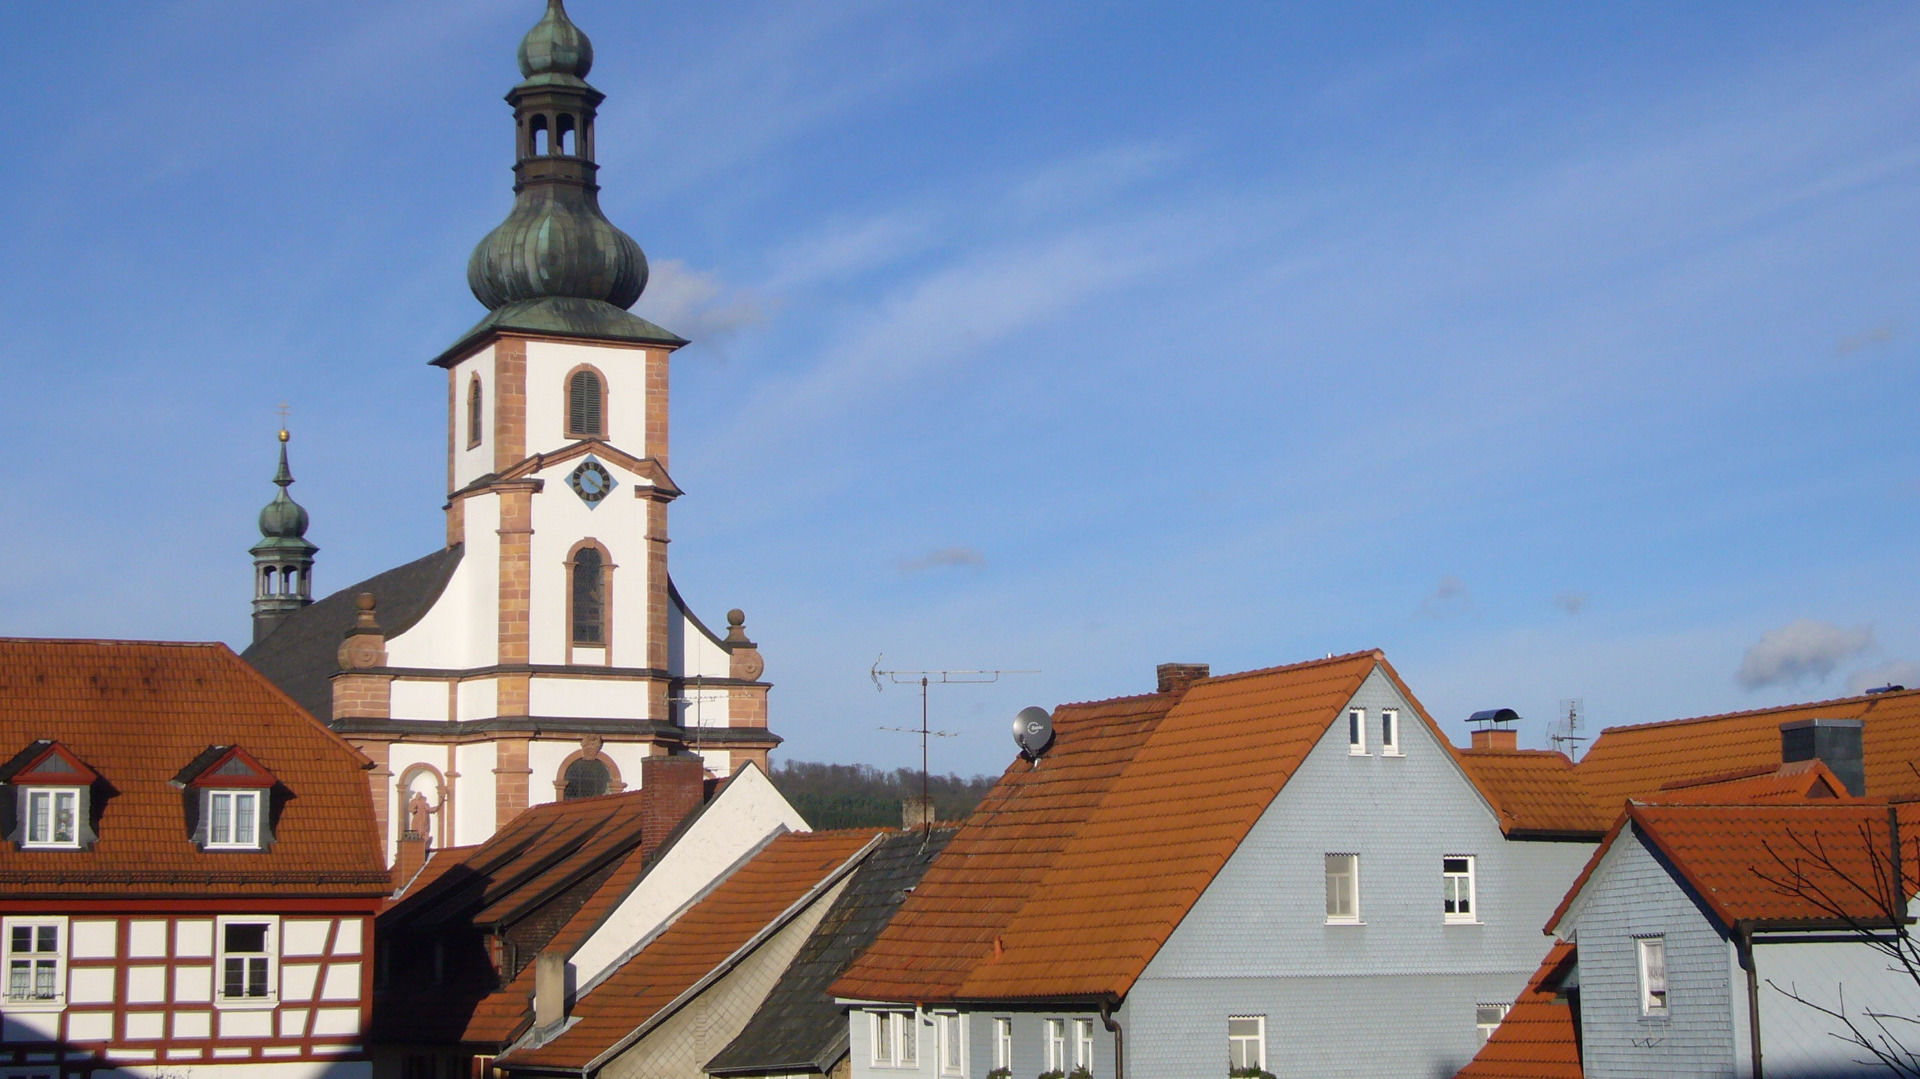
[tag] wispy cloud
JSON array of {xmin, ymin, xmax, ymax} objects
[
  {"xmin": 1735, "ymin": 619, "xmax": 1873, "ymax": 690},
  {"xmin": 1555, "ymin": 591, "xmax": 1588, "ymax": 615},
  {"xmin": 1420, "ymin": 575, "xmax": 1470, "ymax": 618},
  {"xmin": 900, "ymin": 547, "xmax": 986, "ymax": 573},
  {"xmin": 1836, "ymin": 323, "xmax": 1896, "ymax": 356},
  {"xmin": 642, "ymin": 259, "xmax": 770, "ymax": 355},
  {"xmin": 1845, "ymin": 661, "xmax": 1920, "ymax": 695}
]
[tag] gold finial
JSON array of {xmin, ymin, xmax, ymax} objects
[{"xmin": 275, "ymin": 402, "xmax": 291, "ymax": 441}]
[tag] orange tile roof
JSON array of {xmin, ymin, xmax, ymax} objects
[
  {"xmin": 0, "ymin": 639, "xmax": 388, "ymax": 897},
  {"xmin": 838, "ymin": 651, "xmax": 1435, "ymax": 1003},
  {"xmin": 1549, "ymin": 803, "xmax": 1913, "ymax": 934},
  {"xmin": 1458, "ymin": 749, "xmax": 1606, "ymax": 836},
  {"xmin": 1653, "ymin": 759, "xmax": 1851, "ymax": 804},
  {"xmin": 375, "ymin": 790, "xmax": 657, "ymax": 1047},
  {"xmin": 1453, "ymin": 941, "xmax": 1582, "ymax": 1079},
  {"xmin": 1576, "ymin": 688, "xmax": 1920, "ymax": 807},
  {"xmin": 500, "ymin": 828, "xmax": 880, "ymax": 1072}
]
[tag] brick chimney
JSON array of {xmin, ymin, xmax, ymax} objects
[
  {"xmin": 391, "ymin": 832, "xmax": 428, "ymax": 891},
  {"xmin": 640, "ymin": 753, "xmax": 706, "ymax": 861},
  {"xmin": 902, "ymin": 795, "xmax": 936, "ymax": 831},
  {"xmin": 1470, "ymin": 728, "xmax": 1519, "ymax": 751},
  {"xmin": 1157, "ymin": 663, "xmax": 1210, "ymax": 695}
]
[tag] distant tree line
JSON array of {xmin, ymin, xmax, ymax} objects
[{"xmin": 769, "ymin": 760, "xmax": 1000, "ymax": 830}]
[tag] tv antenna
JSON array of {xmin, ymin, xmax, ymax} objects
[
  {"xmin": 1549, "ymin": 698, "xmax": 1586, "ymax": 760},
  {"xmin": 870, "ymin": 655, "xmax": 1038, "ymax": 831}
]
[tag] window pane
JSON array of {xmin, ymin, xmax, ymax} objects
[
  {"xmin": 235, "ymin": 793, "xmax": 256, "ymax": 844},
  {"xmin": 1444, "ymin": 857, "xmax": 1469, "ymax": 874},
  {"xmin": 28, "ymin": 792, "xmax": 48, "ymax": 842},
  {"xmin": 52, "ymin": 792, "xmax": 75, "ymax": 843},
  {"xmin": 572, "ymin": 549, "xmax": 605, "ymax": 644},
  {"xmin": 33, "ymin": 926, "xmax": 55, "ymax": 953},
  {"xmin": 1348, "ymin": 710, "xmax": 1361, "ymax": 745},
  {"xmin": 1228, "ymin": 1018, "xmax": 1259, "ymax": 1038},
  {"xmin": 247, "ymin": 957, "xmax": 268, "ymax": 996},
  {"xmin": 226, "ymin": 922, "xmax": 268, "ymax": 953},
  {"xmin": 224, "ymin": 958, "xmax": 245, "ymax": 998},
  {"xmin": 8, "ymin": 961, "xmax": 26, "ymax": 999},
  {"xmin": 212, "ymin": 793, "xmax": 232, "ymax": 843},
  {"xmin": 9, "ymin": 927, "xmax": 28, "ymax": 952}
]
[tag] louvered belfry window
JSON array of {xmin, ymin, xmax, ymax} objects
[
  {"xmin": 568, "ymin": 370, "xmax": 605, "ymax": 438},
  {"xmin": 572, "ymin": 547, "xmax": 605, "ymax": 644}
]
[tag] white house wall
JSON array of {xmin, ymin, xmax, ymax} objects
[
  {"xmin": 529, "ymin": 676, "xmax": 653, "ymax": 720},
  {"xmin": 450, "ymin": 344, "xmax": 498, "ymax": 493},
  {"xmin": 1753, "ymin": 908, "xmax": 1920, "ymax": 1076},
  {"xmin": 526, "ymin": 455, "xmax": 653, "ymax": 668},
  {"xmin": 454, "ymin": 740, "xmax": 498, "ymax": 845},
  {"xmin": 388, "ymin": 680, "xmax": 448, "ymax": 722},
  {"xmin": 669, "ymin": 598, "xmax": 733, "ymax": 680},
  {"xmin": 386, "ymin": 496, "xmax": 499, "ymax": 671},
  {"xmin": 1127, "ymin": 667, "xmax": 1596, "ymax": 1079},
  {"xmin": 569, "ymin": 765, "xmax": 808, "ymax": 988}
]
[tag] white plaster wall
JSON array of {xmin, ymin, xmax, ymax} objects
[
  {"xmin": 388, "ymin": 679, "xmax": 449, "ymax": 722},
  {"xmin": 525, "ymin": 339, "xmax": 650, "ymax": 455},
  {"xmin": 670, "ymin": 601, "xmax": 733, "ymax": 680},
  {"xmin": 694, "ymin": 748, "xmax": 733, "ymax": 778},
  {"xmin": 456, "ymin": 677, "xmax": 498, "ymax": 721},
  {"xmin": 387, "ymin": 496, "xmax": 499, "ymax": 671},
  {"xmin": 454, "ymin": 741, "xmax": 498, "ymax": 847},
  {"xmin": 603, "ymin": 741, "xmax": 652, "ymax": 790},
  {"xmin": 1755, "ymin": 923, "xmax": 1920, "ymax": 1076},
  {"xmin": 450, "ymin": 344, "xmax": 497, "ymax": 492},
  {"xmin": 530, "ymin": 676, "xmax": 653, "ymax": 719},
  {"xmin": 570, "ymin": 765, "xmax": 808, "ymax": 987},
  {"xmin": 527, "ymin": 456, "xmax": 653, "ymax": 668},
  {"xmin": 529, "ymin": 739, "xmax": 580, "ymax": 806},
  {"xmin": 118, "ymin": 1062, "xmax": 371, "ymax": 1078},
  {"xmin": 677, "ymin": 688, "xmax": 731, "ymax": 728}
]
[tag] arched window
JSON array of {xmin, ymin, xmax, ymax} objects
[
  {"xmin": 566, "ymin": 368, "xmax": 605, "ymax": 438},
  {"xmin": 556, "ymin": 114, "xmax": 575, "ymax": 155},
  {"xmin": 562, "ymin": 758, "xmax": 610, "ymax": 800},
  {"xmin": 530, "ymin": 114, "xmax": 550, "ymax": 156},
  {"xmin": 571, "ymin": 546, "xmax": 606, "ymax": 645},
  {"xmin": 467, "ymin": 375, "xmax": 483, "ymax": 449}
]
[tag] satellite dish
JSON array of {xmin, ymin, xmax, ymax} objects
[{"xmin": 1012, "ymin": 706, "xmax": 1054, "ymax": 758}]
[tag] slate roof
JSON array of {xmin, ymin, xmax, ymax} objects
[
  {"xmin": 242, "ymin": 544, "xmax": 464, "ymax": 721},
  {"xmin": 705, "ymin": 826, "xmax": 958, "ymax": 1077},
  {"xmin": 1453, "ymin": 941, "xmax": 1582, "ymax": 1079},
  {"xmin": 374, "ymin": 790, "xmax": 653, "ymax": 1047},
  {"xmin": 0, "ymin": 639, "xmax": 388, "ymax": 897},
  {"xmin": 431, "ymin": 298, "xmax": 686, "ymax": 369},
  {"xmin": 1549, "ymin": 802, "xmax": 1915, "ymax": 934},
  {"xmin": 1575, "ymin": 687, "xmax": 1920, "ymax": 806},
  {"xmin": 499, "ymin": 828, "xmax": 881, "ymax": 1074},
  {"xmin": 836, "ymin": 651, "xmax": 1477, "ymax": 1003},
  {"xmin": 1458, "ymin": 748, "xmax": 1605, "ymax": 837}
]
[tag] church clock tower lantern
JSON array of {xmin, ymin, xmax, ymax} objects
[{"xmin": 243, "ymin": 0, "xmax": 777, "ymax": 865}]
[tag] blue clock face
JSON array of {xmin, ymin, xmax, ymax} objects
[{"xmin": 568, "ymin": 458, "xmax": 617, "ymax": 507}]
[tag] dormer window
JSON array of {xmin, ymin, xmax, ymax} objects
[
  {"xmin": 208, "ymin": 790, "xmax": 262, "ymax": 849},
  {"xmin": 2, "ymin": 741, "xmax": 98, "ymax": 851},
  {"xmin": 173, "ymin": 746, "xmax": 277, "ymax": 852}
]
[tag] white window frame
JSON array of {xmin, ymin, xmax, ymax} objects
[
  {"xmin": 21, "ymin": 788, "xmax": 79, "ymax": 849},
  {"xmin": 2, "ymin": 917, "xmax": 65, "ymax": 1009},
  {"xmin": 1380, "ymin": 708, "xmax": 1401, "ymax": 755},
  {"xmin": 899, "ymin": 1008, "xmax": 919, "ymax": 1068},
  {"xmin": 1073, "ymin": 1018, "xmax": 1094, "ymax": 1072},
  {"xmin": 1638, "ymin": 936, "xmax": 1668, "ymax": 1016},
  {"xmin": 936, "ymin": 1012, "xmax": 966, "ymax": 1077},
  {"xmin": 1228, "ymin": 1014, "xmax": 1265, "ymax": 1071},
  {"xmin": 1325, "ymin": 853, "xmax": 1360, "ymax": 924},
  {"xmin": 1347, "ymin": 708, "xmax": 1367, "ymax": 755},
  {"xmin": 1476, "ymin": 1003, "xmax": 1510, "ymax": 1042},
  {"xmin": 1046, "ymin": 1018, "xmax": 1065, "ymax": 1073},
  {"xmin": 1443, "ymin": 855, "xmax": 1477, "ymax": 924},
  {"xmin": 870, "ymin": 1011, "xmax": 896, "ymax": 1067},
  {"xmin": 206, "ymin": 789, "xmax": 264, "ymax": 849},
  {"xmin": 215, "ymin": 915, "xmax": 279, "ymax": 1008},
  {"xmin": 994, "ymin": 1016, "xmax": 1013, "ymax": 1072}
]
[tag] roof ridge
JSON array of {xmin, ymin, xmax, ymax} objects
[
  {"xmin": 0, "ymin": 637, "xmax": 228, "ymax": 648},
  {"xmin": 1595, "ymin": 687, "xmax": 1916, "ymax": 737}
]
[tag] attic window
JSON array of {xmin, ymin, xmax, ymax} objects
[
  {"xmin": 174, "ymin": 746, "xmax": 277, "ymax": 853},
  {"xmin": 3, "ymin": 742, "xmax": 98, "ymax": 852},
  {"xmin": 207, "ymin": 791, "xmax": 262, "ymax": 849}
]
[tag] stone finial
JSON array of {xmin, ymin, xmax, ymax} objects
[
  {"xmin": 338, "ymin": 593, "xmax": 387, "ymax": 669},
  {"xmin": 725, "ymin": 608, "xmax": 750, "ymax": 643},
  {"xmin": 726, "ymin": 608, "xmax": 764, "ymax": 682}
]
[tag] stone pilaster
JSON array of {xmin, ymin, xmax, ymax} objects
[
  {"xmin": 497, "ymin": 485, "xmax": 535, "ymax": 666},
  {"xmin": 494, "ymin": 338, "xmax": 528, "ymax": 471},
  {"xmin": 494, "ymin": 736, "xmax": 532, "ymax": 829}
]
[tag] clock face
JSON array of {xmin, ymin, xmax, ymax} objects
[{"xmin": 568, "ymin": 458, "xmax": 617, "ymax": 507}]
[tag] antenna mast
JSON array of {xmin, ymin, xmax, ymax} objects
[
  {"xmin": 870, "ymin": 656, "xmax": 1037, "ymax": 831},
  {"xmin": 1549, "ymin": 698, "xmax": 1586, "ymax": 761}
]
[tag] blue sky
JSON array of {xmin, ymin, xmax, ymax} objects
[{"xmin": 3, "ymin": 2, "xmax": 1917, "ymax": 777}]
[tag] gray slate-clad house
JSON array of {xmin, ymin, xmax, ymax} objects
[{"xmin": 831, "ymin": 653, "xmax": 1602, "ymax": 1079}]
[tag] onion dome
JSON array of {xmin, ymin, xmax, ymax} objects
[
  {"xmin": 257, "ymin": 430, "xmax": 312, "ymax": 541},
  {"xmin": 465, "ymin": 0, "xmax": 648, "ymax": 313},
  {"xmin": 518, "ymin": 0, "xmax": 593, "ymax": 81}
]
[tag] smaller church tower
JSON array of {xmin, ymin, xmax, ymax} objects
[{"xmin": 250, "ymin": 429, "xmax": 317, "ymax": 643}]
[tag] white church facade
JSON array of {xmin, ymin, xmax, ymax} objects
[{"xmin": 242, "ymin": 0, "xmax": 778, "ymax": 865}]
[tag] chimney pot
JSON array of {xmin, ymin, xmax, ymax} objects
[{"xmin": 1156, "ymin": 663, "xmax": 1210, "ymax": 695}]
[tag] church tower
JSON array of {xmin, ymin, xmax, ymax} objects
[
  {"xmin": 250, "ymin": 429, "xmax": 316, "ymax": 643},
  {"xmin": 243, "ymin": 0, "xmax": 778, "ymax": 864}
]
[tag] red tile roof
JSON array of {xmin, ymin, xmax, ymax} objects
[
  {"xmin": 1653, "ymin": 759, "xmax": 1851, "ymax": 804},
  {"xmin": 1453, "ymin": 941, "xmax": 1582, "ymax": 1079},
  {"xmin": 1458, "ymin": 748, "xmax": 1606, "ymax": 836},
  {"xmin": 1549, "ymin": 802, "xmax": 1914, "ymax": 934},
  {"xmin": 500, "ymin": 828, "xmax": 880, "ymax": 1072},
  {"xmin": 837, "ymin": 651, "xmax": 1468, "ymax": 1003},
  {"xmin": 1575, "ymin": 688, "xmax": 1920, "ymax": 806},
  {"xmin": 0, "ymin": 639, "xmax": 388, "ymax": 897},
  {"xmin": 375, "ymin": 790, "xmax": 656, "ymax": 1047}
]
